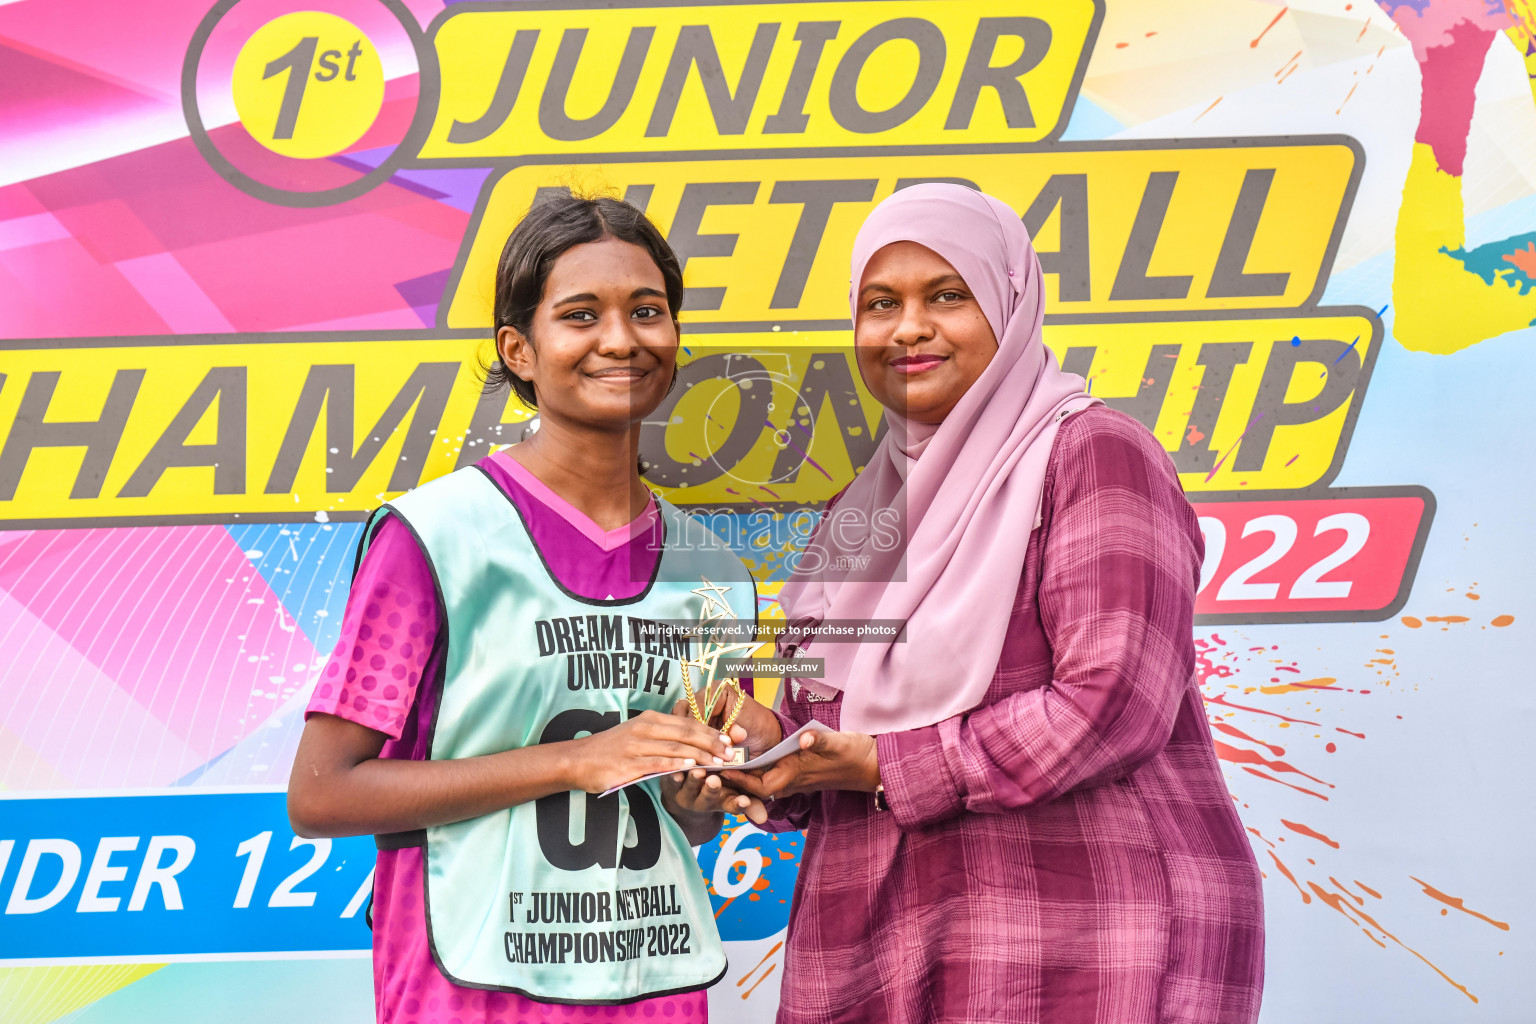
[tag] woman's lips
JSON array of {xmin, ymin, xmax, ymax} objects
[{"xmin": 890, "ymin": 354, "xmax": 946, "ymax": 375}]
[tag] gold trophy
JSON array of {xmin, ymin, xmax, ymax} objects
[{"xmin": 679, "ymin": 578, "xmax": 759, "ymax": 765}]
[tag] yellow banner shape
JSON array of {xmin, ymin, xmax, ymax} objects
[
  {"xmin": 444, "ymin": 139, "xmax": 1359, "ymax": 326},
  {"xmin": 0, "ymin": 333, "xmax": 508, "ymax": 527},
  {"xmin": 1051, "ymin": 309, "xmax": 1380, "ymax": 494},
  {"xmin": 0, "ymin": 308, "xmax": 1376, "ymax": 526},
  {"xmin": 421, "ymin": 0, "xmax": 1100, "ymax": 160}
]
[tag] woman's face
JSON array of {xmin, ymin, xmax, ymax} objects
[
  {"xmin": 497, "ymin": 236, "xmax": 678, "ymax": 431},
  {"xmin": 853, "ymin": 241, "xmax": 998, "ymax": 424}
]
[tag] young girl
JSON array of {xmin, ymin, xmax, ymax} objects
[{"xmin": 288, "ymin": 193, "xmax": 758, "ymax": 1024}]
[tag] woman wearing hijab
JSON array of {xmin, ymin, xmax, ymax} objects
[{"xmin": 716, "ymin": 184, "xmax": 1265, "ymax": 1024}]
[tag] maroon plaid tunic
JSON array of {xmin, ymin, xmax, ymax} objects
[{"xmin": 764, "ymin": 408, "xmax": 1264, "ymax": 1024}]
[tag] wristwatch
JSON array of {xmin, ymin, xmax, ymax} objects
[{"xmin": 872, "ymin": 783, "xmax": 889, "ymax": 813}]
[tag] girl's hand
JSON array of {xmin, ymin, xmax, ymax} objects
[
  {"xmin": 723, "ymin": 728, "xmax": 879, "ymax": 800},
  {"xmin": 664, "ymin": 767, "xmax": 769, "ymax": 826},
  {"xmin": 660, "ymin": 700, "xmax": 765, "ymax": 839},
  {"xmin": 567, "ymin": 710, "xmax": 731, "ymax": 795}
]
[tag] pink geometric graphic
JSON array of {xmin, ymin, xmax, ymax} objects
[{"xmin": 0, "ymin": 527, "xmax": 320, "ymax": 788}]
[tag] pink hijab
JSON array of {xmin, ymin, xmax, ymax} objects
[{"xmin": 777, "ymin": 184, "xmax": 1100, "ymax": 734}]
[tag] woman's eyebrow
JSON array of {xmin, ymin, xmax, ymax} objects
[
  {"xmin": 552, "ymin": 292, "xmax": 599, "ymax": 306},
  {"xmin": 858, "ymin": 273, "xmax": 967, "ymax": 299},
  {"xmin": 630, "ymin": 286, "xmax": 666, "ymax": 300}
]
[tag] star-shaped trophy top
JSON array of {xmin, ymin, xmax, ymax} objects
[
  {"xmin": 689, "ymin": 577, "xmax": 736, "ymax": 611},
  {"xmin": 682, "ymin": 577, "xmax": 758, "ymax": 704}
]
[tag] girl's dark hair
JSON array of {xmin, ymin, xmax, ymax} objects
[{"xmin": 485, "ymin": 191, "xmax": 684, "ymax": 408}]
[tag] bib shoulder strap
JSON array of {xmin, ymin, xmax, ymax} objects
[
  {"xmin": 349, "ymin": 468, "xmax": 522, "ymax": 639},
  {"xmin": 351, "ymin": 505, "xmax": 396, "ymax": 582},
  {"xmin": 387, "ymin": 466, "xmax": 511, "ymax": 554}
]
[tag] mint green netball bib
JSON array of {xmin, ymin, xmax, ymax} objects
[{"xmin": 368, "ymin": 466, "xmax": 756, "ymax": 1004}]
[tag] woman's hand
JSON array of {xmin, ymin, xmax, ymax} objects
[
  {"xmin": 708, "ymin": 687, "xmax": 784, "ymax": 760},
  {"xmin": 660, "ymin": 699, "xmax": 770, "ymax": 836},
  {"xmin": 566, "ymin": 710, "xmax": 732, "ymax": 795},
  {"xmin": 668, "ymin": 689, "xmax": 784, "ymax": 827},
  {"xmin": 723, "ymin": 728, "xmax": 880, "ymax": 801}
]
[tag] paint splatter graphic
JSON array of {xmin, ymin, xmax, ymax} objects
[
  {"xmin": 1199, "ymin": 617, "xmax": 1515, "ymax": 1003},
  {"xmin": 1374, "ymin": 0, "xmax": 1536, "ymax": 352},
  {"xmin": 1443, "ymin": 231, "xmax": 1536, "ymax": 298}
]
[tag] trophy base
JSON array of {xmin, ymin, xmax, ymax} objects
[{"xmin": 722, "ymin": 747, "xmax": 748, "ymax": 766}]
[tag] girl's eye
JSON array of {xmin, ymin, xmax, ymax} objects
[
  {"xmin": 632, "ymin": 305, "xmax": 663, "ymax": 320},
  {"xmin": 564, "ymin": 309, "xmax": 597, "ymax": 322}
]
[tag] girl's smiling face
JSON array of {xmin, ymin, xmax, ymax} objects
[
  {"xmin": 497, "ymin": 236, "xmax": 679, "ymax": 431},
  {"xmin": 853, "ymin": 241, "xmax": 998, "ymax": 424}
]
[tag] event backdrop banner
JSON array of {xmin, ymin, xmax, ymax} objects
[{"xmin": 0, "ymin": 1, "xmax": 1532, "ymax": 1022}]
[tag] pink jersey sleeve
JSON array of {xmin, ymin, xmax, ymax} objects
[{"xmin": 307, "ymin": 515, "xmax": 438, "ymax": 739}]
